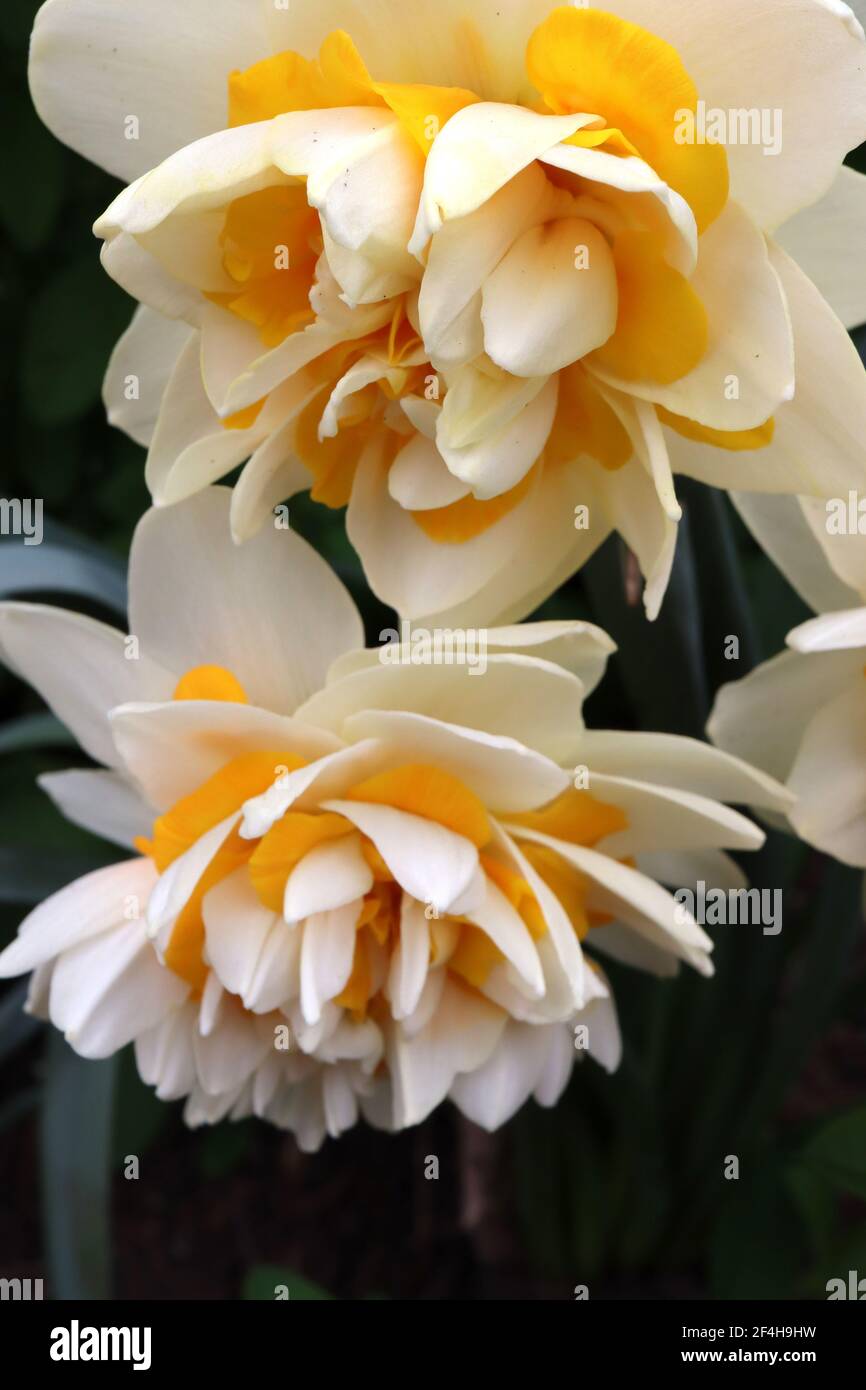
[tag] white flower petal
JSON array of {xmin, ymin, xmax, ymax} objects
[
  {"xmin": 708, "ymin": 646, "xmax": 866, "ymax": 783},
  {"xmin": 322, "ymin": 799, "xmax": 479, "ymax": 915},
  {"xmin": 38, "ymin": 769, "xmax": 154, "ymax": 850},
  {"xmin": 0, "ymin": 602, "xmax": 175, "ymax": 769},
  {"xmin": 50, "ymin": 918, "xmax": 187, "ymax": 1059},
  {"xmin": 109, "ymin": 698, "xmax": 340, "ymax": 814},
  {"xmin": 103, "ymin": 307, "xmax": 193, "ymax": 449},
  {"xmin": 388, "ymin": 896, "xmax": 431, "ymax": 1021},
  {"xmin": 300, "ymin": 902, "xmax": 362, "ymax": 1025},
  {"xmin": 129, "ymin": 487, "xmax": 363, "ymax": 713},
  {"xmin": 30, "ymin": 0, "xmax": 267, "ymax": 181},
  {"xmin": 481, "ymin": 217, "xmax": 617, "ymax": 377},
  {"xmin": 0, "ymin": 857, "xmax": 157, "ymax": 978},
  {"xmin": 284, "ymin": 834, "xmax": 373, "ymax": 922},
  {"xmin": 788, "ymin": 683, "xmax": 866, "ymax": 867},
  {"xmin": 775, "ymin": 166, "xmax": 866, "ymax": 329},
  {"xmin": 389, "ymin": 976, "xmax": 506, "ymax": 1127}
]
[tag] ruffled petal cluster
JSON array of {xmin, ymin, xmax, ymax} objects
[
  {"xmin": 0, "ymin": 490, "xmax": 791, "ymax": 1147},
  {"xmin": 29, "ymin": 0, "xmax": 866, "ymax": 621}
]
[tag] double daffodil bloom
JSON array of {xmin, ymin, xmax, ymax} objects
[
  {"xmin": 0, "ymin": 490, "xmax": 791, "ymax": 1148},
  {"xmin": 29, "ymin": 0, "xmax": 866, "ymax": 622}
]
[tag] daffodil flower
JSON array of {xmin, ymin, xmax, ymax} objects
[
  {"xmin": 710, "ymin": 490, "xmax": 866, "ymax": 873},
  {"xmin": 0, "ymin": 488, "xmax": 792, "ymax": 1147},
  {"xmin": 29, "ymin": 0, "xmax": 866, "ymax": 623}
]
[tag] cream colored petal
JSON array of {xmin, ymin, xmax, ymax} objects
[
  {"xmin": 731, "ymin": 492, "xmax": 861, "ymax": 615},
  {"xmin": 30, "ymin": 0, "xmax": 267, "ymax": 181},
  {"xmin": 594, "ymin": 202, "xmax": 795, "ymax": 431},
  {"xmin": 410, "ymin": 103, "xmax": 594, "ymax": 254},
  {"xmin": 129, "ymin": 488, "xmax": 363, "ymax": 713},
  {"xmin": 707, "ymin": 646, "xmax": 866, "ymax": 784},
  {"xmin": 482, "ymin": 218, "xmax": 617, "ymax": 377},
  {"xmin": 0, "ymin": 602, "xmax": 175, "ymax": 769},
  {"xmin": 670, "ymin": 242, "xmax": 866, "ymax": 497},
  {"xmin": 103, "ymin": 307, "xmax": 193, "ymax": 449},
  {"xmin": 388, "ymin": 434, "xmax": 471, "ymax": 510},
  {"xmin": 38, "ymin": 769, "xmax": 154, "ymax": 849},
  {"xmin": 788, "ymin": 683, "xmax": 866, "ymax": 867},
  {"xmin": 618, "ymin": 0, "xmax": 866, "ymax": 231},
  {"xmin": 775, "ymin": 166, "xmax": 866, "ymax": 329},
  {"xmin": 436, "ymin": 374, "xmax": 558, "ymax": 499}
]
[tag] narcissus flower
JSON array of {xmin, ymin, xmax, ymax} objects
[
  {"xmin": 0, "ymin": 490, "xmax": 791, "ymax": 1148},
  {"xmin": 710, "ymin": 491, "xmax": 866, "ymax": 871},
  {"xmin": 31, "ymin": 0, "xmax": 866, "ymax": 622}
]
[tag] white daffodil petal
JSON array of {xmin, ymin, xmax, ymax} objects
[
  {"xmin": 300, "ymin": 903, "xmax": 362, "ymax": 1025},
  {"xmin": 322, "ymin": 799, "xmax": 479, "ymax": 915},
  {"xmin": 388, "ymin": 434, "xmax": 471, "ymax": 510},
  {"xmin": 410, "ymin": 103, "xmax": 593, "ymax": 253},
  {"xmin": 103, "ymin": 306, "xmax": 193, "ymax": 449},
  {"xmin": 0, "ymin": 603, "xmax": 175, "ymax": 769},
  {"xmin": 342, "ymin": 709, "xmax": 570, "ymax": 814},
  {"xmin": 30, "ymin": 0, "xmax": 268, "ymax": 182},
  {"xmin": 731, "ymin": 492, "xmax": 861, "ymax": 615},
  {"xmin": 0, "ymin": 857, "xmax": 157, "ymax": 978},
  {"xmin": 708, "ymin": 646, "xmax": 866, "ymax": 784},
  {"xmin": 109, "ymin": 699, "xmax": 340, "ymax": 814},
  {"xmin": 481, "ymin": 217, "xmax": 617, "ymax": 378},
  {"xmin": 435, "ymin": 375, "xmax": 558, "ymax": 499},
  {"xmin": 38, "ymin": 770, "xmax": 154, "ymax": 850},
  {"xmin": 579, "ymin": 730, "xmax": 794, "ymax": 812},
  {"xmin": 50, "ymin": 918, "xmax": 187, "ymax": 1060},
  {"xmin": 299, "ymin": 651, "xmax": 587, "ymax": 765},
  {"xmin": 388, "ymin": 896, "xmax": 431, "ymax": 1021},
  {"xmin": 129, "ymin": 487, "xmax": 364, "ymax": 712},
  {"xmin": 788, "ymin": 684, "xmax": 866, "ymax": 868},
  {"xmin": 775, "ymin": 166, "xmax": 866, "ymax": 330},
  {"xmin": 788, "ymin": 607, "xmax": 866, "ymax": 653},
  {"xmin": 283, "ymin": 834, "xmax": 374, "ymax": 922},
  {"xmin": 389, "ymin": 976, "xmax": 506, "ymax": 1127}
]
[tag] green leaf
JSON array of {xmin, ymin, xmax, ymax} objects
[
  {"xmin": 0, "ymin": 713, "xmax": 74, "ymax": 755},
  {"xmin": 800, "ymin": 1106, "xmax": 866, "ymax": 1202},
  {"xmin": 0, "ymin": 531, "xmax": 127, "ymax": 612},
  {"xmin": 41, "ymin": 1032, "xmax": 117, "ymax": 1299},
  {"xmin": 21, "ymin": 257, "xmax": 131, "ymax": 426},
  {"xmin": 242, "ymin": 1265, "xmax": 334, "ymax": 1301}
]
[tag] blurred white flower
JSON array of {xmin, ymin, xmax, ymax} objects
[{"xmin": 710, "ymin": 491, "xmax": 866, "ymax": 872}]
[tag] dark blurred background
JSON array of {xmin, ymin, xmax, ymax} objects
[{"xmin": 1, "ymin": 0, "xmax": 865, "ymax": 1300}]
